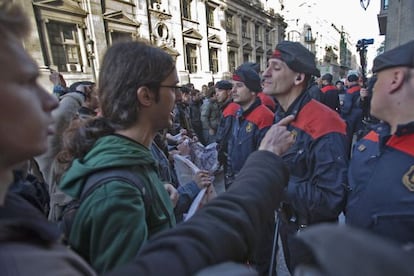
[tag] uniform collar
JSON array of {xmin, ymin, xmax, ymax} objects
[
  {"xmin": 237, "ymin": 97, "xmax": 261, "ymax": 118},
  {"xmin": 220, "ymin": 98, "xmax": 233, "ymax": 111},
  {"xmin": 395, "ymin": 121, "xmax": 414, "ymax": 136},
  {"xmin": 274, "ymin": 90, "xmax": 310, "ymax": 122},
  {"xmin": 373, "ymin": 122, "xmax": 414, "ymax": 150}
]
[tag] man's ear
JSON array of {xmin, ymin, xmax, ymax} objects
[
  {"xmin": 294, "ymin": 73, "xmax": 305, "ymax": 85},
  {"xmin": 390, "ymin": 69, "xmax": 406, "ymax": 94},
  {"xmin": 136, "ymin": 86, "xmax": 154, "ymax": 107}
]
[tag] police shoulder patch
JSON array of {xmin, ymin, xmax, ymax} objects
[{"xmin": 402, "ymin": 165, "xmax": 414, "ymax": 192}]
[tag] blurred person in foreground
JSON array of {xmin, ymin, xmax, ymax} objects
[{"xmin": 0, "ymin": 2, "xmax": 94, "ymax": 274}]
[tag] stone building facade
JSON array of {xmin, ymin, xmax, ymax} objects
[
  {"xmin": 377, "ymin": 0, "xmax": 414, "ymax": 50},
  {"xmin": 17, "ymin": 0, "xmax": 286, "ymax": 90}
]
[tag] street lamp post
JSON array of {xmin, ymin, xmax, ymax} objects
[
  {"xmin": 86, "ymin": 36, "xmax": 96, "ymax": 82},
  {"xmin": 356, "ymin": 38, "xmax": 374, "ymax": 86}
]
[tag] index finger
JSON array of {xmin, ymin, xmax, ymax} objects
[{"xmin": 276, "ymin": 115, "xmax": 295, "ymax": 127}]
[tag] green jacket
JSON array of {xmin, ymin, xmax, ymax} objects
[{"xmin": 59, "ymin": 134, "xmax": 175, "ymax": 273}]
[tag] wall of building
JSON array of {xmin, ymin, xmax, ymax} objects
[
  {"xmin": 384, "ymin": 0, "xmax": 414, "ymax": 50},
  {"xmin": 22, "ymin": 0, "xmax": 286, "ymax": 91}
]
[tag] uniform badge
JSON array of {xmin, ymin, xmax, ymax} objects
[
  {"xmin": 246, "ymin": 122, "xmax": 253, "ymax": 133},
  {"xmin": 357, "ymin": 144, "xmax": 366, "ymax": 152},
  {"xmin": 402, "ymin": 165, "xmax": 414, "ymax": 192}
]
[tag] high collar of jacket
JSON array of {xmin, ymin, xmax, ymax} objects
[
  {"xmin": 0, "ymin": 180, "xmax": 61, "ymax": 244},
  {"xmin": 275, "ymin": 90, "xmax": 310, "ymax": 122},
  {"xmin": 395, "ymin": 121, "xmax": 414, "ymax": 136},
  {"xmin": 237, "ymin": 97, "xmax": 261, "ymax": 118},
  {"xmin": 374, "ymin": 121, "xmax": 414, "ymax": 143},
  {"xmin": 219, "ymin": 98, "xmax": 233, "ymax": 111}
]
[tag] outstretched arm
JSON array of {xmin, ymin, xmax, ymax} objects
[{"xmin": 105, "ymin": 151, "xmax": 290, "ymax": 276}]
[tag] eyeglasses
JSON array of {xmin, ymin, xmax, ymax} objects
[{"xmin": 159, "ymin": 85, "xmax": 182, "ymax": 93}]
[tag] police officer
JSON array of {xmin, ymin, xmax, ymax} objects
[
  {"xmin": 226, "ymin": 65, "xmax": 274, "ymax": 189},
  {"xmin": 214, "ymin": 80, "xmax": 238, "ymax": 177},
  {"xmin": 320, "ymin": 73, "xmax": 340, "ymax": 112},
  {"xmin": 346, "ymin": 40, "xmax": 414, "ymax": 245},
  {"xmin": 341, "ymin": 73, "xmax": 363, "ymax": 144},
  {"xmin": 262, "ymin": 41, "xmax": 349, "ymax": 271}
]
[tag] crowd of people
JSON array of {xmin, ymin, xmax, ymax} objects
[{"xmin": 1, "ymin": 1, "xmax": 414, "ymax": 275}]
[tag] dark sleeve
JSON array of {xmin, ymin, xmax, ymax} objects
[{"xmin": 104, "ymin": 150, "xmax": 289, "ymax": 276}]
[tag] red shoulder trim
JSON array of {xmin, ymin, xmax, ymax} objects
[
  {"xmin": 291, "ymin": 100, "xmax": 346, "ymax": 139},
  {"xmin": 387, "ymin": 133, "xmax": 414, "ymax": 157},
  {"xmin": 321, "ymin": 85, "xmax": 337, "ymax": 93},
  {"xmin": 245, "ymin": 105, "xmax": 274, "ymax": 129},
  {"xmin": 364, "ymin": 131, "xmax": 379, "ymax": 142},
  {"xmin": 347, "ymin": 86, "xmax": 361, "ymax": 94},
  {"xmin": 258, "ymin": 92, "xmax": 276, "ymax": 110},
  {"xmin": 223, "ymin": 102, "xmax": 239, "ymax": 117}
]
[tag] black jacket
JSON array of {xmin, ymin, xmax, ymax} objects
[
  {"xmin": 0, "ymin": 188, "xmax": 95, "ymax": 275},
  {"xmin": 105, "ymin": 150, "xmax": 289, "ymax": 275}
]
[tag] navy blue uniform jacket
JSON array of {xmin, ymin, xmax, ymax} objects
[
  {"xmin": 346, "ymin": 122, "xmax": 414, "ymax": 245},
  {"xmin": 276, "ymin": 92, "xmax": 348, "ymax": 223},
  {"xmin": 227, "ymin": 98, "xmax": 274, "ymax": 175}
]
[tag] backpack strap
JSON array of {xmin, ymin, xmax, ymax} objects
[{"xmin": 80, "ymin": 168, "xmax": 151, "ymax": 213}]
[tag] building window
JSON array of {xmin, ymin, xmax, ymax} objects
[
  {"xmin": 256, "ymin": 55, "xmax": 261, "ymax": 70},
  {"xmin": 209, "ymin": 48, "xmax": 218, "ymax": 73},
  {"xmin": 150, "ymin": 0, "xmax": 161, "ymax": 8},
  {"xmin": 182, "ymin": 0, "xmax": 191, "ymax": 19},
  {"xmin": 287, "ymin": 30, "xmax": 301, "ymax": 42},
  {"xmin": 265, "ymin": 28, "xmax": 271, "ymax": 44},
  {"xmin": 156, "ymin": 23, "xmax": 169, "ymax": 40},
  {"xmin": 206, "ymin": 5, "xmax": 214, "ymax": 27},
  {"xmin": 186, "ymin": 43, "xmax": 197, "ymax": 73},
  {"xmin": 228, "ymin": 50, "xmax": 236, "ymax": 72},
  {"xmin": 225, "ymin": 13, "xmax": 234, "ymax": 32},
  {"xmin": 242, "ymin": 19, "xmax": 249, "ymax": 38},
  {"xmin": 255, "ymin": 24, "xmax": 261, "ymax": 41},
  {"xmin": 111, "ymin": 31, "xmax": 132, "ymax": 43},
  {"xmin": 243, "ymin": 53, "xmax": 249, "ymax": 63},
  {"xmin": 305, "ymin": 27, "xmax": 313, "ymax": 42},
  {"xmin": 47, "ymin": 20, "xmax": 81, "ymax": 72},
  {"xmin": 382, "ymin": 0, "xmax": 389, "ymax": 9}
]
